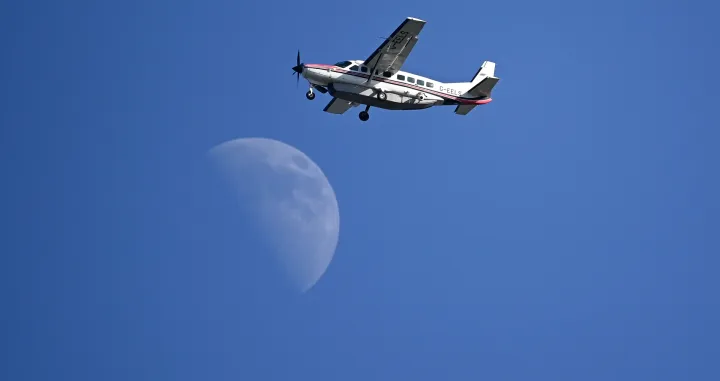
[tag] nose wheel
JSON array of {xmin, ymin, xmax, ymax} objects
[
  {"xmin": 305, "ymin": 89, "xmax": 315, "ymax": 100},
  {"xmin": 359, "ymin": 105, "xmax": 370, "ymax": 121}
]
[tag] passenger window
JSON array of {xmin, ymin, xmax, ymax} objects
[
  {"xmin": 349, "ymin": 65, "xmax": 359, "ymax": 71},
  {"xmin": 360, "ymin": 66, "xmax": 368, "ymax": 73},
  {"xmin": 383, "ymin": 71, "xmax": 392, "ymax": 77},
  {"xmin": 426, "ymin": 82, "xmax": 434, "ymax": 88},
  {"xmin": 407, "ymin": 77, "xmax": 415, "ymax": 83},
  {"xmin": 417, "ymin": 79, "xmax": 425, "ymax": 86},
  {"xmin": 397, "ymin": 74, "xmax": 405, "ymax": 80}
]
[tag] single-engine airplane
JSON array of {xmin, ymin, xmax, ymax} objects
[{"xmin": 292, "ymin": 17, "xmax": 500, "ymax": 122}]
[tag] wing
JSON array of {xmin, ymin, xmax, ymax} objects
[
  {"xmin": 323, "ymin": 97, "xmax": 353, "ymax": 114},
  {"xmin": 362, "ymin": 17, "xmax": 426, "ymax": 76}
]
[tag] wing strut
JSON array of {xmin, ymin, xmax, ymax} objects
[{"xmin": 365, "ymin": 48, "xmax": 386, "ymax": 83}]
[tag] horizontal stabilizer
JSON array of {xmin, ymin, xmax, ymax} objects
[
  {"xmin": 454, "ymin": 104, "xmax": 477, "ymax": 115},
  {"xmin": 466, "ymin": 76, "xmax": 500, "ymax": 98}
]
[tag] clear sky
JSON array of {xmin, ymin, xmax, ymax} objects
[{"xmin": 2, "ymin": 1, "xmax": 719, "ymax": 380}]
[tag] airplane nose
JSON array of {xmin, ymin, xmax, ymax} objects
[{"xmin": 292, "ymin": 64, "xmax": 303, "ymax": 74}]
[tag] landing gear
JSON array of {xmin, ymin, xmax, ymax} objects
[
  {"xmin": 359, "ymin": 105, "xmax": 370, "ymax": 121},
  {"xmin": 377, "ymin": 91, "xmax": 387, "ymax": 101},
  {"xmin": 305, "ymin": 89, "xmax": 315, "ymax": 100}
]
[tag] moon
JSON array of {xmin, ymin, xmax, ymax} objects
[{"xmin": 207, "ymin": 137, "xmax": 340, "ymax": 293}]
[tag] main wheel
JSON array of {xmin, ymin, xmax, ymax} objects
[
  {"xmin": 359, "ymin": 111, "xmax": 369, "ymax": 121},
  {"xmin": 377, "ymin": 91, "xmax": 387, "ymax": 101},
  {"xmin": 306, "ymin": 90, "xmax": 315, "ymax": 100}
]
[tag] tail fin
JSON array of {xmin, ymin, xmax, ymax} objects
[
  {"xmin": 466, "ymin": 61, "xmax": 499, "ymax": 98},
  {"xmin": 471, "ymin": 61, "xmax": 496, "ymax": 83},
  {"xmin": 453, "ymin": 61, "xmax": 500, "ymax": 115}
]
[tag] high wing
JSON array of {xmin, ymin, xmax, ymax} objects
[
  {"xmin": 323, "ymin": 97, "xmax": 354, "ymax": 114},
  {"xmin": 362, "ymin": 17, "xmax": 426, "ymax": 76}
]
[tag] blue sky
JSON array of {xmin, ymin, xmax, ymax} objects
[{"xmin": 2, "ymin": 0, "xmax": 719, "ymax": 380}]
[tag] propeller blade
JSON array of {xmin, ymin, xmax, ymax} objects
[{"xmin": 293, "ymin": 50, "xmax": 302, "ymax": 88}]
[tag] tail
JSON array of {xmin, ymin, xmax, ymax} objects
[
  {"xmin": 454, "ymin": 61, "xmax": 500, "ymax": 115},
  {"xmin": 471, "ymin": 61, "xmax": 495, "ymax": 81}
]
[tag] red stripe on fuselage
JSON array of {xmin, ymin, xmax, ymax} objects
[{"xmin": 306, "ymin": 63, "xmax": 334, "ymax": 69}]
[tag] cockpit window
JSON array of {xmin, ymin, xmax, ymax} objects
[
  {"xmin": 349, "ymin": 65, "xmax": 359, "ymax": 71},
  {"xmin": 334, "ymin": 61, "xmax": 352, "ymax": 68}
]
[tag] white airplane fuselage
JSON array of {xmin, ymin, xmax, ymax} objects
[{"xmin": 299, "ymin": 60, "xmax": 492, "ymax": 111}]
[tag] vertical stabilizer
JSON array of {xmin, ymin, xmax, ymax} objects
[
  {"xmin": 453, "ymin": 60, "xmax": 499, "ymax": 115},
  {"xmin": 465, "ymin": 61, "xmax": 499, "ymax": 98},
  {"xmin": 471, "ymin": 61, "xmax": 496, "ymax": 83}
]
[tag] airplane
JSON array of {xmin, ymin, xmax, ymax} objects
[{"xmin": 291, "ymin": 17, "xmax": 500, "ymax": 122}]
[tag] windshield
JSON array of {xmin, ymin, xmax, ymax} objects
[{"xmin": 334, "ymin": 61, "xmax": 352, "ymax": 68}]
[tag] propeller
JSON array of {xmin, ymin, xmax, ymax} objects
[{"xmin": 292, "ymin": 50, "xmax": 303, "ymax": 87}]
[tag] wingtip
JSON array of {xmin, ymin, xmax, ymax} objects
[{"xmin": 407, "ymin": 16, "xmax": 426, "ymax": 23}]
